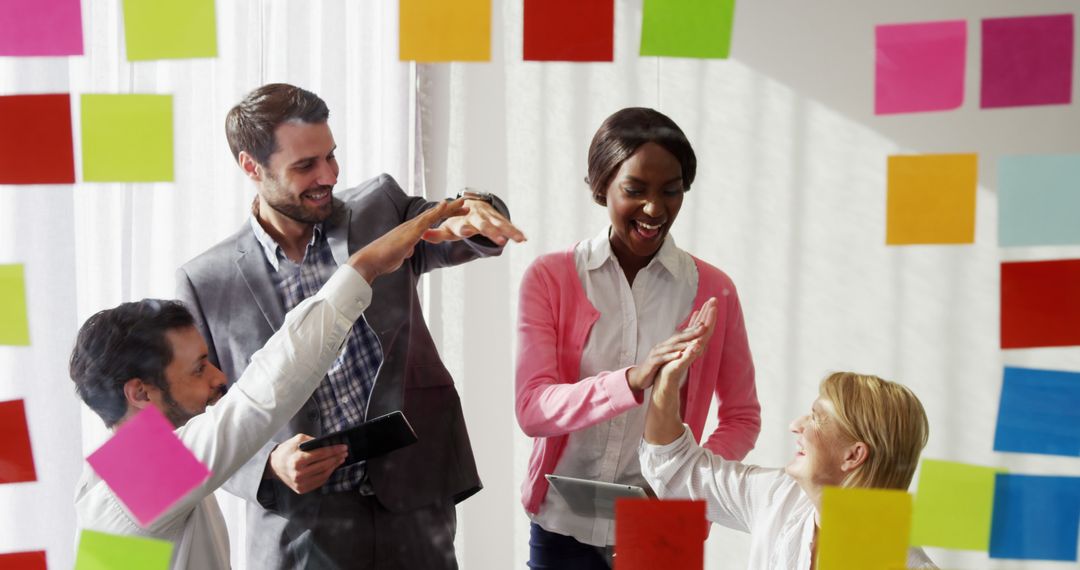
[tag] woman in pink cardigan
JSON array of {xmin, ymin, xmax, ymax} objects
[{"xmin": 516, "ymin": 107, "xmax": 762, "ymax": 569}]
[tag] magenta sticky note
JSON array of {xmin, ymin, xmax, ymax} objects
[
  {"xmin": 0, "ymin": 0, "xmax": 84, "ymax": 56},
  {"xmin": 86, "ymin": 406, "xmax": 211, "ymax": 527},
  {"xmin": 982, "ymin": 14, "xmax": 1074, "ymax": 108},
  {"xmin": 875, "ymin": 20, "xmax": 966, "ymax": 115}
]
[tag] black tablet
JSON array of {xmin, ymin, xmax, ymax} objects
[{"xmin": 298, "ymin": 410, "xmax": 418, "ymax": 465}]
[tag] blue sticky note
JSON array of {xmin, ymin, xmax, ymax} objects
[
  {"xmin": 990, "ymin": 474, "xmax": 1080, "ymax": 561},
  {"xmin": 994, "ymin": 367, "xmax": 1080, "ymax": 457},
  {"xmin": 999, "ymin": 154, "xmax": 1080, "ymax": 246}
]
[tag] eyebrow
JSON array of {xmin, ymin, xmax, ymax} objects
[
  {"xmin": 289, "ymin": 145, "xmax": 337, "ymax": 168},
  {"xmin": 622, "ymin": 175, "xmax": 684, "ymax": 186}
]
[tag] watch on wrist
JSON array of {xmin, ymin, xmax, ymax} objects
[{"xmin": 456, "ymin": 188, "xmax": 494, "ymax": 204}]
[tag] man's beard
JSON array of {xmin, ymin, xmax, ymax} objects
[
  {"xmin": 161, "ymin": 385, "xmax": 227, "ymax": 428},
  {"xmin": 262, "ymin": 173, "xmax": 334, "ymax": 224}
]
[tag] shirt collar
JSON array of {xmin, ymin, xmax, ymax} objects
[
  {"xmin": 248, "ymin": 209, "xmax": 325, "ymax": 271},
  {"xmin": 584, "ymin": 226, "xmax": 694, "ymax": 284}
]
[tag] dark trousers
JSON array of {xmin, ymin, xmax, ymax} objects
[
  {"xmin": 528, "ymin": 523, "xmax": 611, "ymax": 569},
  {"xmin": 287, "ymin": 493, "xmax": 457, "ymax": 570}
]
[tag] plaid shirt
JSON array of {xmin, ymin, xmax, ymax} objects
[{"xmin": 250, "ymin": 215, "xmax": 382, "ymax": 493}]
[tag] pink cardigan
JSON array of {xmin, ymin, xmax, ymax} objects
[{"xmin": 515, "ymin": 247, "xmax": 761, "ymax": 514}]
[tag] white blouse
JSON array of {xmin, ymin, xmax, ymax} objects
[
  {"xmin": 530, "ymin": 228, "xmax": 697, "ymax": 546},
  {"xmin": 640, "ymin": 425, "xmax": 937, "ymax": 570}
]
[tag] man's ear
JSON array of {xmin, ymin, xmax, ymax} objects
[
  {"xmin": 840, "ymin": 441, "xmax": 869, "ymax": 474},
  {"xmin": 238, "ymin": 151, "xmax": 263, "ymax": 182},
  {"xmin": 122, "ymin": 378, "xmax": 152, "ymax": 412}
]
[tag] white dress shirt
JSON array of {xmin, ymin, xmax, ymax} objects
[
  {"xmin": 531, "ymin": 228, "xmax": 697, "ymax": 546},
  {"xmin": 640, "ymin": 425, "xmax": 937, "ymax": 570},
  {"xmin": 74, "ymin": 265, "xmax": 372, "ymax": 570}
]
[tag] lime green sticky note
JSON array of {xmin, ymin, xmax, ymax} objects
[
  {"xmin": 910, "ymin": 459, "xmax": 1002, "ymax": 551},
  {"xmin": 0, "ymin": 264, "xmax": 30, "ymax": 346},
  {"xmin": 81, "ymin": 94, "xmax": 174, "ymax": 182},
  {"xmin": 641, "ymin": 0, "xmax": 736, "ymax": 59},
  {"xmin": 819, "ymin": 487, "xmax": 911, "ymax": 570},
  {"xmin": 75, "ymin": 530, "xmax": 172, "ymax": 570},
  {"xmin": 122, "ymin": 0, "xmax": 217, "ymax": 61}
]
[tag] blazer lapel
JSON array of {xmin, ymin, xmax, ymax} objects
[
  {"xmin": 234, "ymin": 231, "xmax": 285, "ymax": 331},
  {"xmin": 326, "ymin": 199, "xmax": 352, "ymax": 267}
]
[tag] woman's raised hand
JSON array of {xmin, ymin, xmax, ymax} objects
[{"xmin": 626, "ymin": 297, "xmax": 719, "ymax": 393}]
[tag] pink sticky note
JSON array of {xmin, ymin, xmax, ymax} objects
[
  {"xmin": 875, "ymin": 20, "xmax": 966, "ymax": 115},
  {"xmin": 86, "ymin": 406, "xmax": 211, "ymax": 527},
  {"xmin": 982, "ymin": 14, "xmax": 1074, "ymax": 108},
  {"xmin": 0, "ymin": 0, "xmax": 84, "ymax": 56}
]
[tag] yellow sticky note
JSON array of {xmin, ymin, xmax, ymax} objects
[
  {"xmin": 400, "ymin": 0, "xmax": 490, "ymax": 62},
  {"xmin": 886, "ymin": 154, "xmax": 977, "ymax": 245},
  {"xmin": 910, "ymin": 459, "xmax": 1002, "ymax": 551},
  {"xmin": 0, "ymin": 264, "xmax": 30, "ymax": 345},
  {"xmin": 122, "ymin": 0, "xmax": 217, "ymax": 61},
  {"xmin": 818, "ymin": 486, "xmax": 911, "ymax": 570},
  {"xmin": 75, "ymin": 530, "xmax": 172, "ymax": 570},
  {"xmin": 81, "ymin": 94, "xmax": 174, "ymax": 182}
]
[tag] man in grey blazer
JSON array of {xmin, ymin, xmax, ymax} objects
[{"xmin": 176, "ymin": 83, "xmax": 524, "ymax": 569}]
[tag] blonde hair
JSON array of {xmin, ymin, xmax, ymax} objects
[{"xmin": 820, "ymin": 372, "xmax": 929, "ymax": 490}]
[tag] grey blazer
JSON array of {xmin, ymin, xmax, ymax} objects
[{"xmin": 176, "ymin": 174, "xmax": 501, "ymax": 567}]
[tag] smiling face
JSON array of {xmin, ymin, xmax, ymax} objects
[
  {"xmin": 251, "ymin": 120, "xmax": 339, "ymax": 226},
  {"xmin": 144, "ymin": 326, "xmax": 228, "ymax": 427},
  {"xmin": 784, "ymin": 397, "xmax": 853, "ymax": 490},
  {"xmin": 605, "ymin": 142, "xmax": 685, "ymax": 270}
]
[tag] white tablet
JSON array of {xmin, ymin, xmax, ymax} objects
[{"xmin": 545, "ymin": 474, "xmax": 648, "ymax": 520}]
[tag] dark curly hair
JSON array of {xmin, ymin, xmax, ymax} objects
[
  {"xmin": 69, "ymin": 300, "xmax": 194, "ymax": 428},
  {"xmin": 585, "ymin": 107, "xmax": 697, "ymax": 206},
  {"xmin": 225, "ymin": 83, "xmax": 330, "ymax": 166}
]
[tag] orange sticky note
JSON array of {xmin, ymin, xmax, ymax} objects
[
  {"xmin": 819, "ymin": 487, "xmax": 911, "ymax": 570},
  {"xmin": 615, "ymin": 498, "xmax": 707, "ymax": 570},
  {"xmin": 886, "ymin": 154, "xmax": 977, "ymax": 245},
  {"xmin": 0, "ymin": 399, "xmax": 37, "ymax": 484},
  {"xmin": 399, "ymin": 0, "xmax": 490, "ymax": 62}
]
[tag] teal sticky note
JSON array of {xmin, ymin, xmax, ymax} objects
[
  {"xmin": 999, "ymin": 154, "xmax": 1080, "ymax": 246},
  {"xmin": 641, "ymin": 0, "xmax": 736, "ymax": 59}
]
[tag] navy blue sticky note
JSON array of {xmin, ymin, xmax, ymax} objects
[
  {"xmin": 990, "ymin": 474, "xmax": 1080, "ymax": 561},
  {"xmin": 993, "ymin": 367, "xmax": 1080, "ymax": 457}
]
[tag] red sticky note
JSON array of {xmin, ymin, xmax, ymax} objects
[
  {"xmin": 0, "ymin": 399, "xmax": 37, "ymax": 484},
  {"xmin": 0, "ymin": 550, "xmax": 47, "ymax": 570},
  {"xmin": 1001, "ymin": 259, "xmax": 1080, "ymax": 349},
  {"xmin": 615, "ymin": 499, "xmax": 707, "ymax": 570},
  {"xmin": 0, "ymin": 94, "xmax": 76, "ymax": 184},
  {"xmin": 981, "ymin": 14, "xmax": 1074, "ymax": 108},
  {"xmin": 0, "ymin": 0, "xmax": 84, "ymax": 56},
  {"xmin": 524, "ymin": 0, "xmax": 614, "ymax": 62},
  {"xmin": 86, "ymin": 406, "xmax": 211, "ymax": 527}
]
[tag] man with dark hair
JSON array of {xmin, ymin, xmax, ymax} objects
[
  {"xmin": 176, "ymin": 83, "xmax": 524, "ymax": 569},
  {"xmin": 73, "ymin": 202, "xmax": 462, "ymax": 570}
]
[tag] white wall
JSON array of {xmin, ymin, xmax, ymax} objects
[{"xmin": 424, "ymin": 1, "xmax": 1080, "ymax": 569}]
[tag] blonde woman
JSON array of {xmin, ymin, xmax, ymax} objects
[{"xmin": 642, "ymin": 323, "xmax": 936, "ymax": 569}]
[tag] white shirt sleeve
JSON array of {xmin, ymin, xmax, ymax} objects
[
  {"xmin": 639, "ymin": 424, "xmax": 784, "ymax": 534},
  {"xmin": 148, "ymin": 265, "xmax": 371, "ymax": 531}
]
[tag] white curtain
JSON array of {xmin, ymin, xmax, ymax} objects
[
  {"xmin": 0, "ymin": 1, "xmax": 413, "ymax": 568},
  {"xmin": 423, "ymin": 1, "xmax": 1080, "ymax": 569}
]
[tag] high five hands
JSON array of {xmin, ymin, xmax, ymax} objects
[{"xmin": 626, "ymin": 297, "xmax": 719, "ymax": 394}]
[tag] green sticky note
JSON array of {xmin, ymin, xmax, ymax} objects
[
  {"xmin": 818, "ymin": 487, "xmax": 911, "ymax": 570},
  {"xmin": 911, "ymin": 459, "xmax": 1002, "ymax": 551},
  {"xmin": 0, "ymin": 264, "xmax": 30, "ymax": 346},
  {"xmin": 81, "ymin": 94, "xmax": 174, "ymax": 182},
  {"xmin": 75, "ymin": 530, "xmax": 172, "ymax": 570},
  {"xmin": 641, "ymin": 0, "xmax": 736, "ymax": 59},
  {"xmin": 122, "ymin": 0, "xmax": 217, "ymax": 61}
]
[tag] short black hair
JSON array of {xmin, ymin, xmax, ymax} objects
[
  {"xmin": 225, "ymin": 83, "xmax": 330, "ymax": 166},
  {"xmin": 69, "ymin": 300, "xmax": 194, "ymax": 428},
  {"xmin": 585, "ymin": 107, "xmax": 697, "ymax": 205}
]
